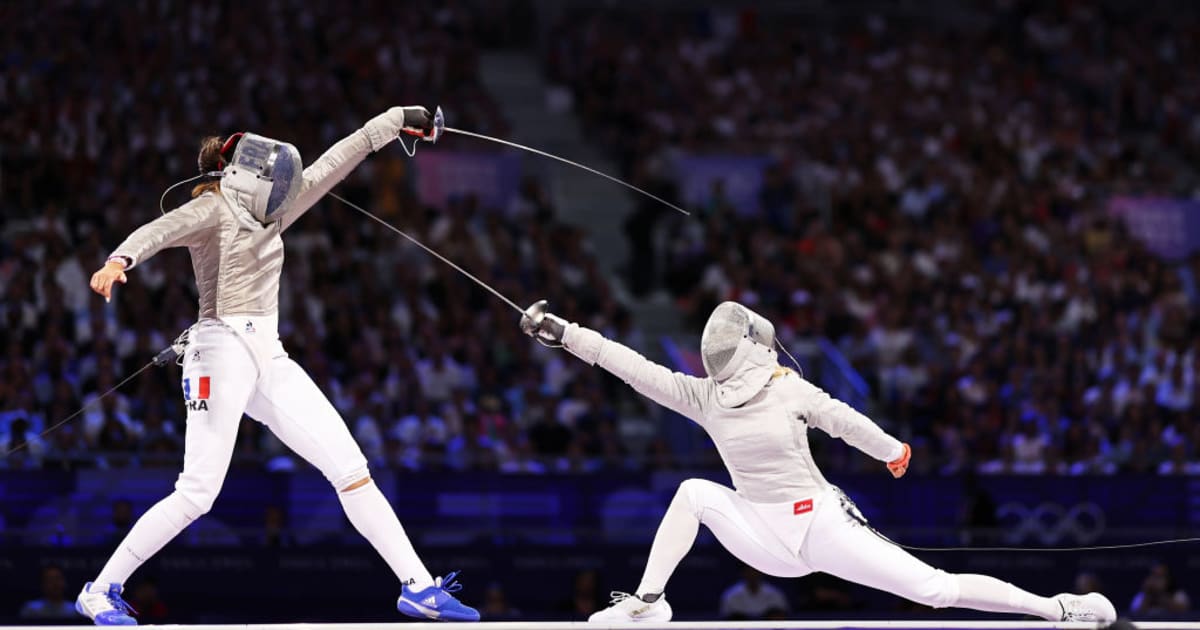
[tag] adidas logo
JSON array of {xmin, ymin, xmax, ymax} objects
[
  {"xmin": 423, "ymin": 596, "xmax": 438, "ymax": 607},
  {"xmin": 631, "ymin": 605, "xmax": 651, "ymax": 616}
]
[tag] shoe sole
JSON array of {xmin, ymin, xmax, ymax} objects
[
  {"xmin": 398, "ymin": 597, "xmax": 479, "ymax": 622},
  {"xmin": 76, "ymin": 597, "xmax": 137, "ymax": 626},
  {"xmin": 398, "ymin": 597, "xmax": 440, "ymax": 620},
  {"xmin": 588, "ymin": 611, "xmax": 673, "ymax": 623}
]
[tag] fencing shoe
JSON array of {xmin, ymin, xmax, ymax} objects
[
  {"xmin": 1056, "ymin": 592, "xmax": 1117, "ymax": 622},
  {"xmin": 397, "ymin": 571, "xmax": 480, "ymax": 622},
  {"xmin": 588, "ymin": 591, "xmax": 672, "ymax": 623},
  {"xmin": 76, "ymin": 582, "xmax": 137, "ymax": 626}
]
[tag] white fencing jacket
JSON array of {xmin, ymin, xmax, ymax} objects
[
  {"xmin": 562, "ymin": 324, "xmax": 904, "ymax": 503},
  {"xmin": 110, "ymin": 128, "xmax": 377, "ymax": 319}
]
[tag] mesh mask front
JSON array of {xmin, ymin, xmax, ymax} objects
[
  {"xmin": 221, "ymin": 132, "xmax": 303, "ymax": 223},
  {"xmin": 701, "ymin": 302, "xmax": 751, "ymax": 379}
]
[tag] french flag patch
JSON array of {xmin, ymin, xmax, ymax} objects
[
  {"xmin": 793, "ymin": 499, "xmax": 813, "ymax": 515},
  {"xmin": 183, "ymin": 376, "xmax": 211, "ymax": 400}
]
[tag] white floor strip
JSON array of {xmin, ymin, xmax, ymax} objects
[{"xmin": 6, "ymin": 622, "xmax": 1198, "ymax": 629}]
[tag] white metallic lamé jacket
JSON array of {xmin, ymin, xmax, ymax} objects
[
  {"xmin": 110, "ymin": 129, "xmax": 375, "ymax": 319},
  {"xmin": 561, "ymin": 324, "xmax": 905, "ymax": 503}
]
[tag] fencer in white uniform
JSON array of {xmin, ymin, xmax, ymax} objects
[
  {"xmin": 80, "ymin": 108, "xmax": 478, "ymax": 625},
  {"xmin": 520, "ymin": 300, "xmax": 1116, "ymax": 624}
]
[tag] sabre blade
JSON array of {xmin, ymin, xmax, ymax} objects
[
  {"xmin": 443, "ymin": 127, "xmax": 689, "ymax": 216},
  {"xmin": 326, "ymin": 192, "xmax": 526, "ymax": 315}
]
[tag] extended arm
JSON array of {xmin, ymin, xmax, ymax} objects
[
  {"xmin": 279, "ymin": 106, "xmax": 435, "ymax": 231},
  {"xmin": 521, "ymin": 301, "xmax": 709, "ymax": 421},
  {"xmin": 109, "ymin": 196, "xmax": 218, "ymax": 269},
  {"xmin": 792, "ymin": 376, "xmax": 908, "ymax": 470}
]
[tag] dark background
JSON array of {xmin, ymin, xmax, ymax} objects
[{"xmin": 3, "ymin": 0, "xmax": 1200, "ymax": 625}]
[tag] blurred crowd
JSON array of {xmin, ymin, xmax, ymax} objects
[
  {"xmin": 0, "ymin": 1, "xmax": 658, "ymax": 474},
  {"xmin": 6, "ymin": 0, "xmax": 1200, "ymax": 477},
  {"xmin": 547, "ymin": 1, "xmax": 1200, "ymax": 474}
]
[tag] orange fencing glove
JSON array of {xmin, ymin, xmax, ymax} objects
[{"xmin": 887, "ymin": 443, "xmax": 911, "ymax": 478}]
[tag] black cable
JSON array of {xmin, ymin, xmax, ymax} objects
[
  {"xmin": 871, "ymin": 525, "xmax": 1200, "ymax": 553},
  {"xmin": 4, "ymin": 344, "xmax": 179, "ymax": 457}
]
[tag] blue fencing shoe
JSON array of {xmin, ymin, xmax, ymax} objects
[
  {"xmin": 75, "ymin": 582, "xmax": 137, "ymax": 626},
  {"xmin": 397, "ymin": 571, "xmax": 480, "ymax": 622}
]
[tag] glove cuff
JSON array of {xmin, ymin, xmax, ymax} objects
[
  {"xmin": 108, "ymin": 253, "xmax": 136, "ymax": 270},
  {"xmin": 562, "ymin": 323, "xmax": 604, "ymax": 365},
  {"xmin": 362, "ymin": 108, "xmax": 405, "ymax": 152}
]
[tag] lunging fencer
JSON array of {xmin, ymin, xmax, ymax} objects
[
  {"xmin": 519, "ymin": 300, "xmax": 1117, "ymax": 624},
  {"xmin": 80, "ymin": 108, "xmax": 478, "ymax": 625}
]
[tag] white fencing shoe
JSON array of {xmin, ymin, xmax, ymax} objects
[
  {"xmin": 1056, "ymin": 592, "xmax": 1117, "ymax": 622},
  {"xmin": 588, "ymin": 591, "xmax": 672, "ymax": 623}
]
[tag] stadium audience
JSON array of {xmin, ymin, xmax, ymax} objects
[
  {"xmin": 1130, "ymin": 563, "xmax": 1191, "ymax": 616},
  {"xmin": 17, "ymin": 565, "xmax": 75, "ymax": 621},
  {"xmin": 718, "ymin": 566, "xmax": 791, "ymax": 620},
  {"xmin": 5, "ymin": 1, "xmax": 1200, "ymax": 476},
  {"xmin": 0, "ymin": 1, "xmax": 643, "ymax": 475},
  {"xmin": 547, "ymin": 2, "xmax": 1200, "ymax": 475}
]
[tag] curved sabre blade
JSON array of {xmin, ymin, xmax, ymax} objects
[{"xmin": 443, "ymin": 126, "xmax": 689, "ymax": 215}]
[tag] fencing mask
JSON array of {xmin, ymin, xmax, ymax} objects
[
  {"xmin": 219, "ymin": 132, "xmax": 303, "ymax": 224},
  {"xmin": 700, "ymin": 301, "xmax": 778, "ymax": 408}
]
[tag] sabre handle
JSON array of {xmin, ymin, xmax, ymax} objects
[
  {"xmin": 520, "ymin": 299, "xmax": 567, "ymax": 347},
  {"xmin": 401, "ymin": 106, "xmax": 444, "ymax": 143}
]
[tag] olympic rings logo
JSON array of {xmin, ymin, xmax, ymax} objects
[{"xmin": 996, "ymin": 502, "xmax": 1107, "ymax": 545}]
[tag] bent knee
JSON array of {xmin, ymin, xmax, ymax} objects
[
  {"xmin": 162, "ymin": 491, "xmax": 208, "ymax": 530},
  {"xmin": 326, "ymin": 461, "xmax": 371, "ymax": 492},
  {"xmin": 677, "ymin": 478, "xmax": 719, "ymax": 517},
  {"xmin": 175, "ymin": 481, "xmax": 220, "ymax": 517},
  {"xmin": 334, "ymin": 466, "xmax": 372, "ymax": 493},
  {"xmin": 677, "ymin": 478, "xmax": 706, "ymax": 503},
  {"xmin": 340, "ymin": 476, "xmax": 372, "ymax": 493},
  {"xmin": 908, "ymin": 570, "xmax": 960, "ymax": 609}
]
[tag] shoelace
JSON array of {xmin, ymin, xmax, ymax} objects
[
  {"xmin": 607, "ymin": 591, "xmax": 635, "ymax": 605},
  {"xmin": 106, "ymin": 589, "xmax": 138, "ymax": 617},
  {"xmin": 437, "ymin": 571, "xmax": 464, "ymax": 594}
]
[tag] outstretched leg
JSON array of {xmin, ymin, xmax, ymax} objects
[
  {"xmin": 80, "ymin": 326, "xmax": 257, "ymax": 625},
  {"xmin": 246, "ymin": 356, "xmax": 433, "ymax": 588},
  {"xmin": 247, "ymin": 356, "xmax": 477, "ymax": 621},
  {"xmin": 801, "ymin": 494, "xmax": 1115, "ymax": 622}
]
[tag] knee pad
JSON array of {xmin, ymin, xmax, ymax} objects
[{"xmin": 913, "ymin": 569, "xmax": 961, "ymax": 609}]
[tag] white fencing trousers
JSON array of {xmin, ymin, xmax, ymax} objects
[
  {"xmin": 185, "ymin": 316, "xmax": 371, "ymax": 500},
  {"xmin": 637, "ymin": 479, "xmax": 1060, "ymax": 620},
  {"xmin": 95, "ymin": 317, "xmax": 433, "ymax": 589}
]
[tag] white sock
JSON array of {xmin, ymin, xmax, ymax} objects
[
  {"xmin": 956, "ymin": 574, "xmax": 1062, "ymax": 621},
  {"xmin": 338, "ymin": 481, "xmax": 434, "ymax": 590},
  {"xmin": 635, "ymin": 486, "xmax": 700, "ymax": 596},
  {"xmin": 95, "ymin": 492, "xmax": 200, "ymax": 587}
]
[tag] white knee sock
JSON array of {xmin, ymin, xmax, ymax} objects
[
  {"xmin": 956, "ymin": 574, "xmax": 1062, "ymax": 620},
  {"xmin": 635, "ymin": 487, "xmax": 700, "ymax": 596},
  {"xmin": 338, "ymin": 481, "xmax": 434, "ymax": 590},
  {"xmin": 95, "ymin": 492, "xmax": 201, "ymax": 587}
]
